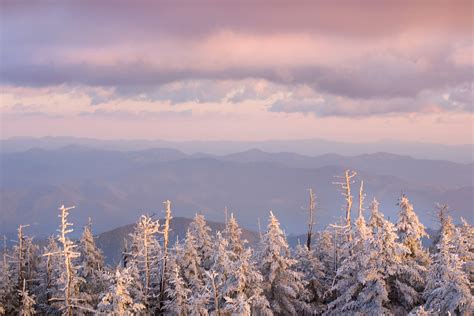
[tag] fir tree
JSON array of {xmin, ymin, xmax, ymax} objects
[
  {"xmin": 164, "ymin": 253, "xmax": 190, "ymax": 316},
  {"xmin": 98, "ymin": 266, "xmax": 146, "ymax": 315},
  {"xmin": 45, "ymin": 205, "xmax": 86, "ymax": 315},
  {"xmin": 325, "ymin": 210, "xmax": 390, "ymax": 315},
  {"xmin": 257, "ymin": 211, "xmax": 308, "ymax": 315},
  {"xmin": 18, "ymin": 279, "xmax": 36, "ymax": 316},
  {"xmin": 369, "ymin": 199, "xmax": 424, "ymax": 312},
  {"xmin": 77, "ymin": 219, "xmax": 107, "ymax": 309},
  {"xmin": 189, "ymin": 214, "xmax": 214, "ymax": 271},
  {"xmin": 293, "ymin": 243, "xmax": 326, "ymax": 314},
  {"xmin": 396, "ymin": 194, "xmax": 430, "ymax": 266},
  {"xmin": 423, "ymin": 214, "xmax": 472, "ymax": 315},
  {"xmin": 128, "ymin": 214, "xmax": 161, "ymax": 309}
]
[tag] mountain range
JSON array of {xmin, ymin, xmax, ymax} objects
[{"xmin": 1, "ymin": 143, "xmax": 472, "ymax": 239}]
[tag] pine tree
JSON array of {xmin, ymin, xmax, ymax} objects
[
  {"xmin": 45, "ymin": 205, "xmax": 86, "ymax": 315},
  {"xmin": 164, "ymin": 252, "xmax": 190, "ymax": 316},
  {"xmin": 293, "ymin": 243, "xmax": 326, "ymax": 314},
  {"xmin": 325, "ymin": 210, "xmax": 390, "ymax": 315},
  {"xmin": 188, "ymin": 214, "xmax": 214, "ymax": 271},
  {"xmin": 369, "ymin": 199, "xmax": 424, "ymax": 313},
  {"xmin": 128, "ymin": 214, "xmax": 161, "ymax": 309},
  {"xmin": 458, "ymin": 218, "xmax": 474, "ymax": 292},
  {"xmin": 257, "ymin": 211, "xmax": 308, "ymax": 315},
  {"xmin": 36, "ymin": 236, "xmax": 62, "ymax": 314},
  {"xmin": 18, "ymin": 279, "xmax": 36, "ymax": 316},
  {"xmin": 207, "ymin": 232, "xmax": 231, "ymax": 312},
  {"xmin": 177, "ymin": 230, "xmax": 210, "ymax": 313},
  {"xmin": 423, "ymin": 214, "xmax": 473, "ymax": 315},
  {"xmin": 224, "ymin": 213, "xmax": 246, "ymax": 260},
  {"xmin": 0, "ymin": 236, "xmax": 17, "ymax": 315},
  {"xmin": 98, "ymin": 266, "xmax": 146, "ymax": 315},
  {"xmin": 396, "ymin": 195, "xmax": 430, "ymax": 266},
  {"xmin": 314, "ymin": 229, "xmax": 336, "ymax": 286},
  {"xmin": 395, "ymin": 195, "xmax": 430, "ymax": 310},
  {"xmin": 77, "ymin": 219, "xmax": 107, "ymax": 309}
]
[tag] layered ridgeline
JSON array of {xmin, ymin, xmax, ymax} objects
[
  {"xmin": 0, "ymin": 186, "xmax": 472, "ymax": 315},
  {"xmin": 1, "ymin": 146, "xmax": 473, "ymax": 237}
]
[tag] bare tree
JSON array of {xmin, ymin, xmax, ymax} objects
[
  {"xmin": 159, "ymin": 200, "xmax": 172, "ymax": 312},
  {"xmin": 43, "ymin": 205, "xmax": 83, "ymax": 316},
  {"xmin": 334, "ymin": 170, "xmax": 357, "ymax": 241},
  {"xmin": 306, "ymin": 188, "xmax": 316, "ymax": 250},
  {"xmin": 358, "ymin": 181, "xmax": 365, "ymax": 219}
]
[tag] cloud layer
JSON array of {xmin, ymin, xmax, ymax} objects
[{"xmin": 0, "ymin": 1, "xmax": 472, "ymax": 142}]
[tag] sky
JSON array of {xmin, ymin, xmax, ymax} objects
[{"xmin": 0, "ymin": 1, "xmax": 472, "ymax": 144}]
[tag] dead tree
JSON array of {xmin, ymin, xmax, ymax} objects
[
  {"xmin": 158, "ymin": 200, "xmax": 172, "ymax": 312},
  {"xmin": 43, "ymin": 205, "xmax": 81, "ymax": 316},
  {"xmin": 358, "ymin": 181, "xmax": 365, "ymax": 219},
  {"xmin": 334, "ymin": 170, "xmax": 357, "ymax": 241},
  {"xmin": 306, "ymin": 188, "xmax": 316, "ymax": 250},
  {"xmin": 16, "ymin": 224, "xmax": 30, "ymax": 291}
]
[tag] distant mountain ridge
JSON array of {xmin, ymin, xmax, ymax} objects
[
  {"xmin": 2, "ymin": 136, "xmax": 472, "ymax": 163},
  {"xmin": 1, "ymin": 145, "xmax": 472, "ymax": 238},
  {"xmin": 95, "ymin": 216, "xmax": 260, "ymax": 265}
]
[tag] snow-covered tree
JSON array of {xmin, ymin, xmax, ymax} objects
[
  {"xmin": 325, "ymin": 209, "xmax": 390, "ymax": 315},
  {"xmin": 188, "ymin": 214, "xmax": 214, "ymax": 271},
  {"xmin": 257, "ymin": 211, "xmax": 308, "ymax": 315},
  {"xmin": 46, "ymin": 205, "xmax": 85, "ymax": 315},
  {"xmin": 18, "ymin": 279, "xmax": 36, "ymax": 316},
  {"xmin": 158, "ymin": 200, "xmax": 173, "ymax": 312},
  {"xmin": 35, "ymin": 236, "xmax": 62, "ymax": 314},
  {"xmin": 98, "ymin": 266, "xmax": 146, "ymax": 315},
  {"xmin": 207, "ymin": 232, "xmax": 231, "ymax": 312},
  {"xmin": 163, "ymin": 251, "xmax": 190, "ymax": 316},
  {"xmin": 396, "ymin": 195, "xmax": 430, "ymax": 266},
  {"xmin": 223, "ymin": 245, "xmax": 271, "ymax": 315},
  {"xmin": 293, "ymin": 243, "xmax": 326, "ymax": 313},
  {"xmin": 224, "ymin": 213, "xmax": 246, "ymax": 260},
  {"xmin": 458, "ymin": 218, "xmax": 474, "ymax": 291},
  {"xmin": 423, "ymin": 213, "xmax": 473, "ymax": 315},
  {"xmin": 314, "ymin": 229, "xmax": 336, "ymax": 284},
  {"xmin": 77, "ymin": 219, "xmax": 107, "ymax": 309},
  {"xmin": 128, "ymin": 214, "xmax": 161, "ymax": 309},
  {"xmin": 369, "ymin": 199, "xmax": 424, "ymax": 313},
  {"xmin": 0, "ymin": 236, "xmax": 17, "ymax": 315}
]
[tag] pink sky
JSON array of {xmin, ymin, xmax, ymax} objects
[{"xmin": 0, "ymin": 1, "xmax": 472, "ymax": 143}]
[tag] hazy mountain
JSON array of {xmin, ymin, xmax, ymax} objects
[
  {"xmin": 2, "ymin": 137, "xmax": 472, "ymax": 163},
  {"xmin": 1, "ymin": 146, "xmax": 472, "ymax": 239},
  {"xmin": 95, "ymin": 216, "xmax": 260, "ymax": 265}
]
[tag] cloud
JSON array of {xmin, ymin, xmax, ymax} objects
[
  {"xmin": 269, "ymin": 84, "xmax": 473, "ymax": 117},
  {"xmin": 1, "ymin": 1, "xmax": 472, "ymax": 101}
]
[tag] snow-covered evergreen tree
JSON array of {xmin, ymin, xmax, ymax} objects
[
  {"xmin": 18, "ymin": 279, "xmax": 36, "ymax": 316},
  {"xmin": 369, "ymin": 199, "xmax": 424, "ymax": 313},
  {"xmin": 189, "ymin": 214, "xmax": 214, "ymax": 271},
  {"xmin": 77, "ymin": 219, "xmax": 107, "ymax": 309},
  {"xmin": 394, "ymin": 194, "xmax": 430, "ymax": 311},
  {"xmin": 314, "ymin": 229, "xmax": 336, "ymax": 287},
  {"xmin": 325, "ymin": 209, "xmax": 390, "ymax": 315},
  {"xmin": 423, "ymin": 214, "xmax": 473, "ymax": 315},
  {"xmin": 128, "ymin": 214, "xmax": 161, "ymax": 309},
  {"xmin": 0, "ymin": 236, "xmax": 17, "ymax": 315},
  {"xmin": 396, "ymin": 195, "xmax": 430, "ymax": 266},
  {"xmin": 224, "ymin": 213, "xmax": 246, "ymax": 260},
  {"xmin": 46, "ymin": 205, "xmax": 86, "ymax": 315},
  {"xmin": 257, "ymin": 211, "xmax": 308, "ymax": 315},
  {"xmin": 458, "ymin": 218, "xmax": 474, "ymax": 291},
  {"xmin": 293, "ymin": 243, "xmax": 326, "ymax": 314},
  {"xmin": 98, "ymin": 266, "xmax": 146, "ymax": 315},
  {"xmin": 36, "ymin": 236, "xmax": 62, "ymax": 314},
  {"xmin": 207, "ymin": 232, "xmax": 231, "ymax": 312},
  {"xmin": 164, "ymin": 251, "xmax": 190, "ymax": 316}
]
